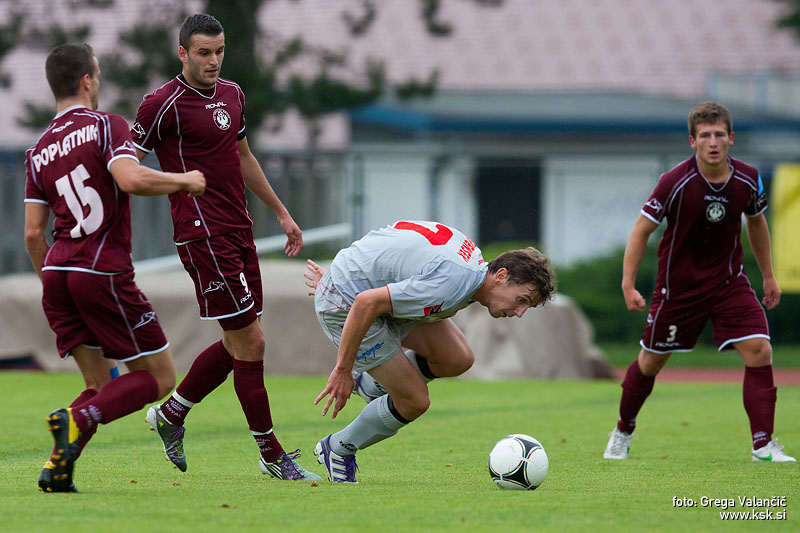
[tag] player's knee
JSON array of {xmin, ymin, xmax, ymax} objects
[
  {"xmin": 748, "ymin": 341, "xmax": 773, "ymax": 367},
  {"xmin": 638, "ymin": 351, "xmax": 668, "ymax": 376},
  {"xmin": 406, "ymin": 394, "xmax": 430, "ymax": 420},
  {"xmin": 82, "ymin": 373, "xmax": 112, "ymax": 390},
  {"xmin": 150, "ymin": 369, "xmax": 176, "ymax": 400},
  {"xmin": 458, "ymin": 346, "xmax": 475, "ymax": 374},
  {"xmin": 224, "ymin": 327, "xmax": 266, "ymax": 361},
  {"xmin": 241, "ymin": 335, "xmax": 266, "ymax": 361},
  {"xmin": 394, "ymin": 389, "xmax": 430, "ymax": 420}
]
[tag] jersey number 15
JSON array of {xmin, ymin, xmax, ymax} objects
[{"xmin": 55, "ymin": 163, "xmax": 104, "ymax": 238}]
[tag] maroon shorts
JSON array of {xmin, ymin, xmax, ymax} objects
[
  {"xmin": 42, "ymin": 269, "xmax": 168, "ymax": 361},
  {"xmin": 641, "ymin": 274, "xmax": 769, "ymax": 353},
  {"xmin": 176, "ymin": 228, "xmax": 263, "ymax": 331}
]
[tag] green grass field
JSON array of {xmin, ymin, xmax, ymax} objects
[{"xmin": 2, "ymin": 372, "xmax": 798, "ymax": 532}]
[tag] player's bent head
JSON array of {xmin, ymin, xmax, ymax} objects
[
  {"xmin": 688, "ymin": 101, "xmax": 732, "ymax": 137},
  {"xmin": 487, "ymin": 247, "xmax": 556, "ymax": 307},
  {"xmin": 45, "ymin": 43, "xmax": 96, "ymax": 101},
  {"xmin": 180, "ymin": 13, "xmax": 224, "ymax": 49}
]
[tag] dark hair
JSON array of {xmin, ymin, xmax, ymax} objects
[
  {"xmin": 487, "ymin": 247, "xmax": 556, "ymax": 306},
  {"xmin": 179, "ymin": 13, "xmax": 224, "ymax": 49},
  {"xmin": 45, "ymin": 43, "xmax": 96, "ymax": 100},
  {"xmin": 688, "ymin": 101, "xmax": 732, "ymax": 137}
]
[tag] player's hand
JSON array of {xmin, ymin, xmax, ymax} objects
[
  {"xmin": 762, "ymin": 276, "xmax": 781, "ymax": 310},
  {"xmin": 184, "ymin": 170, "xmax": 206, "ymax": 198},
  {"xmin": 622, "ymin": 286, "xmax": 646, "ymax": 312},
  {"xmin": 314, "ymin": 367, "xmax": 354, "ymax": 419},
  {"xmin": 278, "ymin": 214, "xmax": 303, "ymax": 257},
  {"xmin": 304, "ymin": 259, "xmax": 325, "ymax": 296}
]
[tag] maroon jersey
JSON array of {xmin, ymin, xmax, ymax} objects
[
  {"xmin": 640, "ymin": 156, "xmax": 767, "ymax": 301},
  {"xmin": 24, "ymin": 106, "xmax": 138, "ymax": 274},
  {"xmin": 131, "ymin": 75, "xmax": 251, "ymax": 243}
]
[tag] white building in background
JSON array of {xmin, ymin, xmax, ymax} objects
[
  {"xmin": 344, "ymin": 90, "xmax": 800, "ymax": 265},
  {"xmin": 2, "ymin": 0, "xmax": 800, "ymax": 273}
]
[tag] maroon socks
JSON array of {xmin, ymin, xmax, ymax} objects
[
  {"xmin": 616, "ymin": 358, "xmax": 655, "ymax": 434},
  {"xmin": 143, "ymin": 340, "xmax": 286, "ymax": 463},
  {"xmin": 743, "ymin": 365, "xmax": 777, "ymax": 450},
  {"xmin": 233, "ymin": 358, "xmax": 284, "ymax": 462},
  {"xmin": 161, "ymin": 340, "xmax": 234, "ymax": 426},
  {"xmin": 51, "ymin": 388, "xmax": 99, "ymax": 459},
  {"xmin": 71, "ymin": 370, "xmax": 158, "ymax": 434}
]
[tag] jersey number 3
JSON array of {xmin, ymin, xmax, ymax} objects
[
  {"xmin": 55, "ymin": 163, "xmax": 104, "ymax": 238},
  {"xmin": 394, "ymin": 221, "xmax": 453, "ymax": 245}
]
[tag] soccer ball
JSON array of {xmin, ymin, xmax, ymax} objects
[{"xmin": 488, "ymin": 434, "xmax": 549, "ymax": 490}]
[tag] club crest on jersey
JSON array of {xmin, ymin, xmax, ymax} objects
[
  {"xmin": 213, "ymin": 108, "xmax": 231, "ymax": 130},
  {"xmin": 706, "ymin": 201, "xmax": 726, "ymax": 223}
]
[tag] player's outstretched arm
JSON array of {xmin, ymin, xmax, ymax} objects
[
  {"xmin": 304, "ymin": 259, "xmax": 325, "ymax": 296},
  {"xmin": 745, "ymin": 214, "xmax": 781, "ymax": 309},
  {"xmin": 24, "ymin": 203, "xmax": 50, "ymax": 280},
  {"xmin": 237, "ymin": 137, "xmax": 303, "ymax": 257},
  {"xmin": 315, "ymin": 287, "xmax": 392, "ymax": 419},
  {"xmin": 109, "ymin": 157, "xmax": 205, "ymax": 197},
  {"xmin": 621, "ymin": 215, "xmax": 658, "ymax": 312}
]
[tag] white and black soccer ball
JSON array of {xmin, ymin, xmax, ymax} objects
[{"xmin": 488, "ymin": 434, "xmax": 549, "ymax": 490}]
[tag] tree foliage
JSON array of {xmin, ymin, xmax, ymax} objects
[
  {"xmin": 775, "ymin": 0, "xmax": 800, "ymax": 39},
  {"xmin": 5, "ymin": 0, "xmax": 503, "ymax": 147}
]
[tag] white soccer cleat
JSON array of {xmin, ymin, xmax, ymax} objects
[
  {"xmin": 752, "ymin": 439, "xmax": 796, "ymax": 463},
  {"xmin": 603, "ymin": 428, "xmax": 633, "ymax": 460},
  {"xmin": 314, "ymin": 434, "xmax": 358, "ymax": 483}
]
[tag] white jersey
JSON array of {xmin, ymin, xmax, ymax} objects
[{"xmin": 328, "ymin": 221, "xmax": 488, "ymax": 322}]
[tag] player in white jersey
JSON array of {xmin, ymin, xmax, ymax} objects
[{"xmin": 307, "ymin": 221, "xmax": 556, "ymax": 483}]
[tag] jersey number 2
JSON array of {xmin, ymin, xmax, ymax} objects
[
  {"xmin": 55, "ymin": 163, "xmax": 104, "ymax": 238},
  {"xmin": 394, "ymin": 221, "xmax": 453, "ymax": 245}
]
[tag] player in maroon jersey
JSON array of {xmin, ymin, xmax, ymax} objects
[
  {"xmin": 24, "ymin": 43, "xmax": 206, "ymax": 492},
  {"xmin": 131, "ymin": 14, "xmax": 319, "ymax": 481},
  {"xmin": 603, "ymin": 101, "xmax": 795, "ymax": 462}
]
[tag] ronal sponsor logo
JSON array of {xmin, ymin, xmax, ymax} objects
[
  {"xmin": 205, "ymin": 101, "xmax": 227, "ymax": 109},
  {"xmin": 703, "ymin": 194, "xmax": 729, "ymax": 203},
  {"xmin": 52, "ymin": 120, "xmax": 74, "ymax": 133}
]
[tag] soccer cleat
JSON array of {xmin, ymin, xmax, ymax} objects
[
  {"xmin": 603, "ymin": 428, "xmax": 633, "ymax": 460},
  {"xmin": 145, "ymin": 405, "xmax": 187, "ymax": 472},
  {"xmin": 314, "ymin": 434, "xmax": 358, "ymax": 483},
  {"xmin": 752, "ymin": 439, "xmax": 796, "ymax": 463},
  {"xmin": 353, "ymin": 372, "xmax": 385, "ymax": 404},
  {"xmin": 259, "ymin": 449, "xmax": 322, "ymax": 481},
  {"xmin": 44, "ymin": 408, "xmax": 81, "ymax": 492},
  {"xmin": 38, "ymin": 460, "xmax": 79, "ymax": 493}
]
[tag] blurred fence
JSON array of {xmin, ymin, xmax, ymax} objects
[{"xmin": 1, "ymin": 149, "xmax": 354, "ymax": 276}]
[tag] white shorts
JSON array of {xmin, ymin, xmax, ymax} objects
[{"xmin": 314, "ymin": 272, "xmax": 418, "ymax": 372}]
